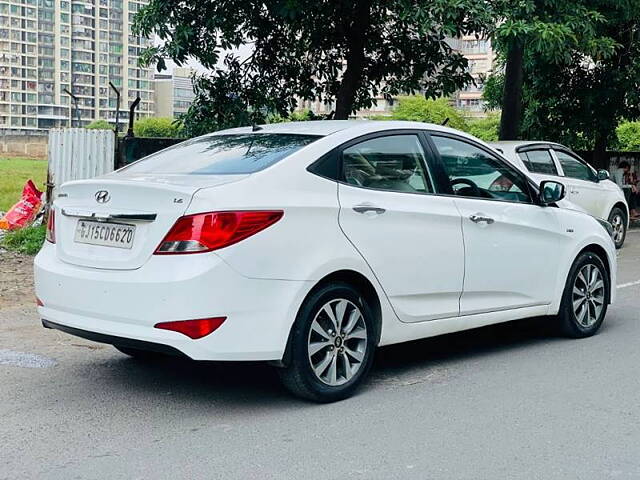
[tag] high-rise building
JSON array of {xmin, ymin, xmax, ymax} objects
[
  {"xmin": 450, "ymin": 35, "xmax": 496, "ymax": 116},
  {"xmin": 0, "ymin": 0, "xmax": 154, "ymax": 133},
  {"xmin": 153, "ymin": 66, "xmax": 195, "ymax": 118}
]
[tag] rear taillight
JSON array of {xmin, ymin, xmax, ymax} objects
[
  {"xmin": 45, "ymin": 209, "xmax": 55, "ymax": 243},
  {"xmin": 155, "ymin": 210, "xmax": 283, "ymax": 254},
  {"xmin": 154, "ymin": 317, "xmax": 227, "ymax": 339}
]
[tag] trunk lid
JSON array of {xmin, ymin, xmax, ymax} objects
[{"xmin": 53, "ymin": 173, "xmax": 248, "ymax": 270}]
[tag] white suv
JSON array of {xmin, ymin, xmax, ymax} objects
[{"xmin": 490, "ymin": 141, "xmax": 629, "ymax": 248}]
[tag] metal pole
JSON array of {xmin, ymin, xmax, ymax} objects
[
  {"xmin": 109, "ymin": 81, "xmax": 121, "ymax": 134},
  {"xmin": 63, "ymin": 88, "xmax": 79, "ymax": 128},
  {"xmin": 126, "ymin": 97, "xmax": 141, "ymax": 138}
]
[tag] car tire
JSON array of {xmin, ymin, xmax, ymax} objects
[
  {"xmin": 608, "ymin": 207, "xmax": 627, "ymax": 249},
  {"xmin": 277, "ymin": 282, "xmax": 377, "ymax": 403},
  {"xmin": 113, "ymin": 345, "xmax": 165, "ymax": 360},
  {"xmin": 557, "ymin": 251, "xmax": 609, "ymax": 338}
]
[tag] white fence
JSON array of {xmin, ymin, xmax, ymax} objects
[{"xmin": 48, "ymin": 128, "xmax": 115, "ymax": 197}]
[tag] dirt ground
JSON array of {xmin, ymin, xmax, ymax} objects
[{"xmin": 0, "ymin": 249, "xmax": 35, "ymax": 310}]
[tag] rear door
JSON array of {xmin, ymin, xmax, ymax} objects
[
  {"xmin": 337, "ymin": 131, "xmax": 465, "ymax": 322},
  {"xmin": 427, "ymin": 133, "xmax": 566, "ymax": 315}
]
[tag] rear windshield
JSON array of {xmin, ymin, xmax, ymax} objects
[{"xmin": 120, "ymin": 133, "xmax": 321, "ymax": 175}]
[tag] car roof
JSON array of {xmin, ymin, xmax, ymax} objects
[
  {"xmin": 208, "ymin": 120, "xmax": 481, "ymax": 140},
  {"xmin": 488, "ymin": 140, "xmax": 565, "ymax": 150}
]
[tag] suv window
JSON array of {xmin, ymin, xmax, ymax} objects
[
  {"xmin": 120, "ymin": 133, "xmax": 320, "ymax": 175},
  {"xmin": 555, "ymin": 150, "xmax": 595, "ymax": 181},
  {"xmin": 518, "ymin": 149, "xmax": 558, "ymax": 175},
  {"xmin": 342, "ymin": 135, "xmax": 432, "ymax": 193},
  {"xmin": 431, "ymin": 135, "xmax": 531, "ymax": 203}
]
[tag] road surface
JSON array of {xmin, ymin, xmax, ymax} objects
[{"xmin": 1, "ymin": 234, "xmax": 640, "ymax": 479}]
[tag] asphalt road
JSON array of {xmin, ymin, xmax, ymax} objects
[{"xmin": 2, "ymin": 234, "xmax": 640, "ymax": 480}]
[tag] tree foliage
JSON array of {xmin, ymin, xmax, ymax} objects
[
  {"xmin": 467, "ymin": 114, "xmax": 500, "ymax": 142},
  {"xmin": 519, "ymin": 1, "xmax": 640, "ymax": 154},
  {"xmin": 133, "ymin": 117, "xmax": 183, "ymax": 138},
  {"xmin": 391, "ymin": 96, "xmax": 468, "ymax": 131},
  {"xmin": 616, "ymin": 121, "xmax": 640, "ymax": 152},
  {"xmin": 490, "ymin": 0, "xmax": 618, "ymax": 140},
  {"xmin": 85, "ymin": 119, "xmax": 112, "ymax": 130},
  {"xmin": 134, "ymin": 0, "xmax": 501, "ymax": 130}
]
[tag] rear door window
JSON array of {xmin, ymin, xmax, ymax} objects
[
  {"xmin": 342, "ymin": 134, "xmax": 433, "ymax": 193},
  {"xmin": 518, "ymin": 149, "xmax": 558, "ymax": 175},
  {"xmin": 120, "ymin": 134, "xmax": 321, "ymax": 175}
]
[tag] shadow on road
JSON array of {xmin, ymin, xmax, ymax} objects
[{"xmin": 84, "ymin": 316, "xmax": 566, "ymax": 409}]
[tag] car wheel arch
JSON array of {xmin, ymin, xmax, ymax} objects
[
  {"xmin": 277, "ymin": 269, "xmax": 383, "ymax": 368},
  {"xmin": 611, "ymin": 201, "xmax": 628, "ymax": 223},
  {"xmin": 577, "ymin": 244, "xmax": 612, "ymax": 303}
]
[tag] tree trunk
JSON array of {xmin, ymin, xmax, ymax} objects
[
  {"xmin": 334, "ymin": 0, "xmax": 372, "ymax": 120},
  {"xmin": 593, "ymin": 132, "xmax": 609, "ymax": 171},
  {"xmin": 499, "ymin": 39, "xmax": 525, "ymax": 140}
]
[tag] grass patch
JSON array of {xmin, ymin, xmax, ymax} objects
[
  {"xmin": 1, "ymin": 224, "xmax": 46, "ymax": 255},
  {"xmin": 0, "ymin": 157, "xmax": 48, "ymax": 212}
]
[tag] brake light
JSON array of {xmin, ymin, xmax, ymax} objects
[
  {"xmin": 155, "ymin": 210, "xmax": 283, "ymax": 254},
  {"xmin": 45, "ymin": 209, "xmax": 55, "ymax": 243},
  {"xmin": 154, "ymin": 317, "xmax": 227, "ymax": 339}
]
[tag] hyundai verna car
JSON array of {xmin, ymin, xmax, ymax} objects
[
  {"xmin": 35, "ymin": 121, "xmax": 616, "ymax": 402},
  {"xmin": 489, "ymin": 141, "xmax": 628, "ymax": 249}
]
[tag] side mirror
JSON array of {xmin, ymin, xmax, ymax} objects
[
  {"xmin": 539, "ymin": 180, "xmax": 566, "ymax": 205},
  {"xmin": 597, "ymin": 169, "xmax": 610, "ymax": 181}
]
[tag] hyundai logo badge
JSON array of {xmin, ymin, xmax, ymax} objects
[{"xmin": 95, "ymin": 190, "xmax": 110, "ymax": 203}]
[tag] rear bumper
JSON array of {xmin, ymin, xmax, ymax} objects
[
  {"xmin": 34, "ymin": 243, "xmax": 311, "ymax": 361},
  {"xmin": 42, "ymin": 319, "xmax": 187, "ymax": 357}
]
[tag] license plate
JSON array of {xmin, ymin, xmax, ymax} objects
[{"xmin": 74, "ymin": 220, "xmax": 136, "ymax": 249}]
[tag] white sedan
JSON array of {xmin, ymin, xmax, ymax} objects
[
  {"xmin": 35, "ymin": 121, "xmax": 616, "ymax": 402},
  {"xmin": 489, "ymin": 141, "xmax": 629, "ymax": 248}
]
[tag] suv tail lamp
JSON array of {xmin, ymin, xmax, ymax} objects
[
  {"xmin": 154, "ymin": 317, "xmax": 227, "ymax": 339},
  {"xmin": 155, "ymin": 211, "xmax": 283, "ymax": 254},
  {"xmin": 45, "ymin": 209, "xmax": 55, "ymax": 243}
]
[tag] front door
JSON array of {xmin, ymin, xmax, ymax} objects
[
  {"xmin": 553, "ymin": 149, "xmax": 601, "ymax": 215},
  {"xmin": 428, "ymin": 133, "xmax": 568, "ymax": 316},
  {"xmin": 337, "ymin": 132, "xmax": 465, "ymax": 322}
]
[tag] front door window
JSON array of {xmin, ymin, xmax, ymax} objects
[{"xmin": 430, "ymin": 135, "xmax": 531, "ymax": 203}]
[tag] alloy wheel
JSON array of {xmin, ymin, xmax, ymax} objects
[
  {"xmin": 572, "ymin": 264, "xmax": 605, "ymax": 328},
  {"xmin": 307, "ymin": 299, "xmax": 368, "ymax": 386},
  {"xmin": 611, "ymin": 213, "xmax": 625, "ymax": 245}
]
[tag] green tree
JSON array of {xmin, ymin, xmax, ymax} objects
[
  {"xmin": 134, "ymin": 0, "xmax": 499, "ymax": 130},
  {"xmin": 133, "ymin": 117, "xmax": 183, "ymax": 138},
  {"xmin": 85, "ymin": 119, "xmax": 112, "ymax": 130},
  {"xmin": 517, "ymin": 1, "xmax": 640, "ymax": 161},
  {"xmin": 491, "ymin": 0, "xmax": 618, "ymax": 140},
  {"xmin": 616, "ymin": 121, "xmax": 640, "ymax": 152},
  {"xmin": 467, "ymin": 114, "xmax": 500, "ymax": 142},
  {"xmin": 391, "ymin": 96, "xmax": 468, "ymax": 131}
]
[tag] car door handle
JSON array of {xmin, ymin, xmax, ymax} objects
[
  {"xmin": 469, "ymin": 214, "xmax": 494, "ymax": 224},
  {"xmin": 570, "ymin": 189, "xmax": 580, "ymax": 194},
  {"xmin": 353, "ymin": 205, "xmax": 386, "ymax": 215}
]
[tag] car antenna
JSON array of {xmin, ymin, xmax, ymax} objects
[
  {"xmin": 252, "ymin": 123, "xmax": 263, "ymax": 132},
  {"xmin": 441, "ymin": 118, "xmax": 450, "ymax": 126}
]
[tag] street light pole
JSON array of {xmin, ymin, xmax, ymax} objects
[
  {"xmin": 109, "ymin": 81, "xmax": 121, "ymax": 134},
  {"xmin": 63, "ymin": 88, "xmax": 80, "ymax": 128}
]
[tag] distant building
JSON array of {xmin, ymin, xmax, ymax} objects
[
  {"xmin": 153, "ymin": 67, "xmax": 195, "ymax": 118},
  {"xmin": 449, "ymin": 35, "xmax": 496, "ymax": 117},
  {"xmin": 0, "ymin": 0, "xmax": 155, "ymax": 133}
]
